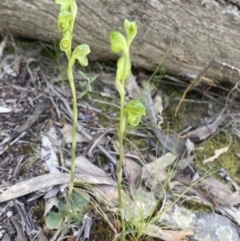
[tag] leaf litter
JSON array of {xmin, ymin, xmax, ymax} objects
[{"xmin": 0, "ymin": 35, "xmax": 239, "ymax": 241}]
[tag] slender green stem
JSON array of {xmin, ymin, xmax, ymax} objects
[
  {"xmin": 67, "ymin": 63, "xmax": 78, "ymax": 204},
  {"xmin": 117, "ymin": 92, "xmax": 126, "ymax": 240},
  {"xmin": 117, "ymin": 52, "xmax": 129, "ymax": 240},
  {"xmin": 66, "ymin": 1, "xmax": 75, "ymax": 207}
]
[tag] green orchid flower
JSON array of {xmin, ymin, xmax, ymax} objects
[
  {"xmin": 60, "ymin": 30, "xmax": 72, "ymax": 52},
  {"xmin": 125, "ymin": 100, "xmax": 146, "ymax": 126},
  {"xmin": 57, "ymin": 10, "xmax": 72, "ymax": 32},
  {"xmin": 71, "ymin": 44, "xmax": 90, "ymax": 66},
  {"xmin": 124, "ymin": 19, "xmax": 138, "ymax": 47}
]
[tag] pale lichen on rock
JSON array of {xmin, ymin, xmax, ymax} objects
[
  {"xmin": 173, "ymin": 205, "xmax": 195, "ymax": 228},
  {"xmin": 199, "ymin": 0, "xmax": 219, "ymax": 10},
  {"xmin": 215, "ymin": 226, "xmax": 233, "ymax": 241},
  {"xmin": 222, "ymin": 4, "xmax": 240, "ymax": 23},
  {"xmin": 158, "ymin": 204, "xmax": 240, "ymax": 241}
]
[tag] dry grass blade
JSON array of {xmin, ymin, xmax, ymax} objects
[{"xmin": 174, "ymin": 60, "xmax": 215, "ymax": 117}]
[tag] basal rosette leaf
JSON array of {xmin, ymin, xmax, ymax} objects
[
  {"xmin": 125, "ymin": 100, "xmax": 146, "ymax": 126},
  {"xmin": 110, "ymin": 31, "xmax": 127, "ymax": 53},
  {"xmin": 71, "ymin": 191, "xmax": 89, "ymax": 212},
  {"xmin": 60, "ymin": 31, "xmax": 72, "ymax": 51},
  {"xmin": 58, "ymin": 10, "xmax": 72, "ymax": 32},
  {"xmin": 45, "ymin": 212, "xmax": 63, "ymax": 229},
  {"xmin": 124, "ymin": 19, "xmax": 138, "ymax": 47}
]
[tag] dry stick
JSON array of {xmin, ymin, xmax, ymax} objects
[
  {"xmin": 215, "ymin": 59, "xmax": 240, "ymax": 76},
  {"xmin": 160, "ymin": 78, "xmax": 226, "ymax": 107},
  {"xmin": 175, "ymin": 58, "xmax": 240, "ymax": 118},
  {"xmin": 174, "ymin": 60, "xmax": 215, "ymax": 117}
]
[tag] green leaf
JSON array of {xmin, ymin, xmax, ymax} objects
[
  {"xmin": 124, "ymin": 19, "xmax": 138, "ymax": 46},
  {"xmin": 58, "ymin": 202, "xmax": 68, "ymax": 215},
  {"xmin": 125, "ymin": 100, "xmax": 146, "ymax": 126},
  {"xmin": 67, "ymin": 212, "xmax": 84, "ymax": 225},
  {"xmin": 116, "ymin": 56, "xmax": 131, "ymax": 82},
  {"xmin": 110, "ymin": 31, "xmax": 127, "ymax": 53},
  {"xmin": 45, "ymin": 212, "xmax": 63, "ymax": 229},
  {"xmin": 60, "ymin": 31, "xmax": 72, "ymax": 52},
  {"xmin": 57, "ymin": 10, "xmax": 72, "ymax": 32},
  {"xmin": 71, "ymin": 191, "xmax": 89, "ymax": 212}
]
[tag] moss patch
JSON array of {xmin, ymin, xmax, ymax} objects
[{"xmin": 195, "ymin": 133, "xmax": 240, "ymax": 183}]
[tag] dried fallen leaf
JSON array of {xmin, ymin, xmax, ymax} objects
[
  {"xmin": 61, "ymin": 123, "xmax": 88, "ymax": 143},
  {"xmin": 42, "ymin": 126, "xmax": 60, "ymax": 173},
  {"xmin": 181, "ymin": 111, "xmax": 226, "ymax": 141},
  {"xmin": 2, "ymin": 62, "xmax": 17, "ymax": 77},
  {"xmin": 124, "ymin": 158, "xmax": 141, "ymax": 185},
  {"xmin": 197, "ymin": 178, "xmax": 234, "ymax": 206},
  {"xmin": 203, "ymin": 144, "xmax": 230, "ymax": 163},
  {"xmin": 68, "ymin": 156, "xmax": 110, "ymax": 177},
  {"xmin": 0, "ymin": 106, "xmax": 12, "ymax": 113},
  {"xmin": 228, "ymin": 190, "xmax": 240, "ymax": 206},
  {"xmin": 0, "ymin": 39, "xmax": 6, "ymax": 58},
  {"xmin": 142, "ymin": 152, "xmax": 177, "ymax": 189},
  {"xmin": 44, "ymin": 197, "xmax": 59, "ymax": 217},
  {"xmin": 140, "ymin": 222, "xmax": 192, "ymax": 241},
  {"xmin": 125, "ymin": 74, "xmax": 140, "ymax": 99},
  {"xmin": 0, "ymin": 172, "xmax": 116, "ymax": 203},
  {"xmin": 0, "ymin": 173, "xmax": 70, "ymax": 203},
  {"xmin": 92, "ymin": 185, "xmax": 119, "ymax": 206},
  {"xmin": 125, "ymin": 188, "xmax": 157, "ymax": 222},
  {"xmin": 222, "ymin": 207, "xmax": 240, "ymax": 225},
  {"xmin": 185, "ymin": 138, "xmax": 194, "ymax": 153}
]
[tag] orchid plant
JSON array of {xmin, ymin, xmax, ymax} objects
[
  {"xmin": 110, "ymin": 19, "xmax": 146, "ymax": 239},
  {"xmin": 55, "ymin": 0, "xmax": 90, "ymax": 204}
]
